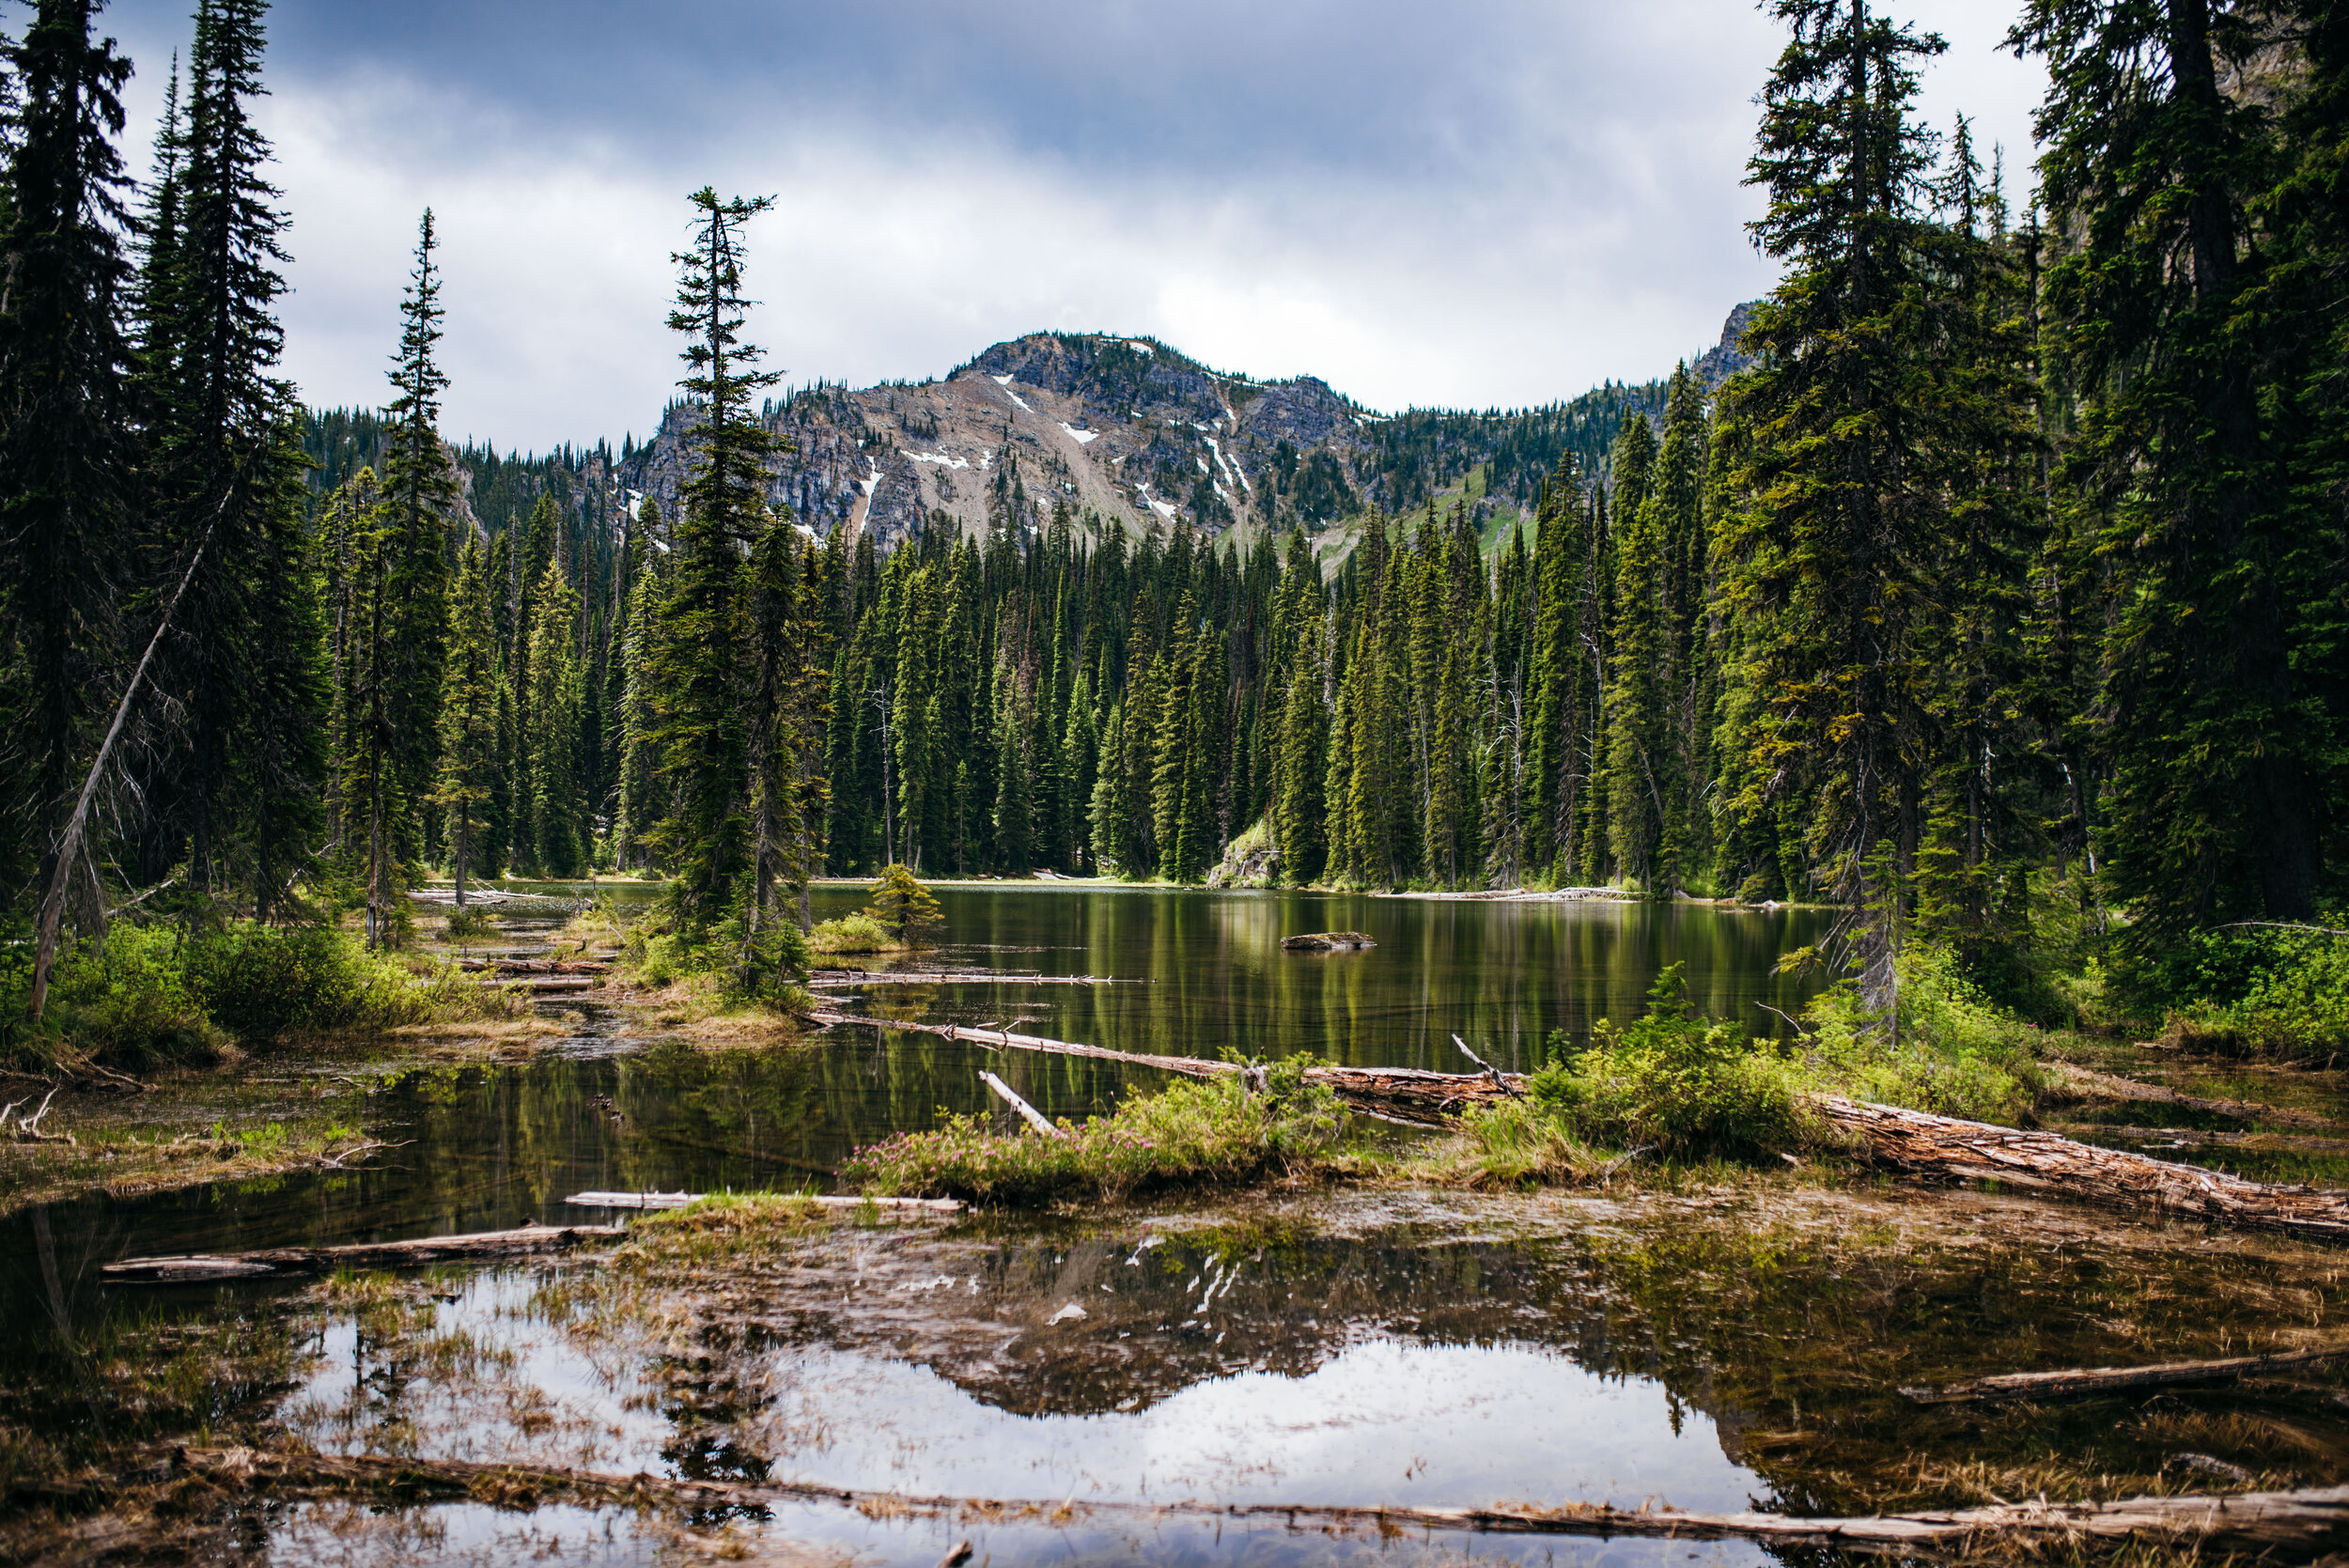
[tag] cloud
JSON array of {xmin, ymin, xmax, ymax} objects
[{"xmin": 100, "ymin": 0, "xmax": 2047, "ymax": 453}]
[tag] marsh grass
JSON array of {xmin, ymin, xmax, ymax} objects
[{"xmin": 844, "ymin": 1066, "xmax": 1350, "ymax": 1204}]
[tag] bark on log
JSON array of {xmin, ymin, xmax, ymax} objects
[
  {"xmin": 168, "ymin": 1447, "xmax": 2349, "ymax": 1552},
  {"xmin": 1815, "ymin": 1094, "xmax": 2349, "ymax": 1241},
  {"xmin": 1904, "ymin": 1343, "xmax": 2349, "ymax": 1405},
  {"xmin": 101, "ymin": 1223, "xmax": 623, "ymax": 1283},
  {"xmin": 980, "ymin": 1071, "xmax": 1066, "ymax": 1139},
  {"xmin": 563, "ymin": 1190, "xmax": 961, "ymax": 1214},
  {"xmin": 2053, "ymin": 1066, "xmax": 2340, "ymax": 1130},
  {"xmin": 460, "ymin": 958, "xmax": 611, "ymax": 975}
]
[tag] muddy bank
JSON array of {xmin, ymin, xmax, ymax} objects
[{"xmin": 15, "ymin": 1184, "xmax": 2349, "ymax": 1564}]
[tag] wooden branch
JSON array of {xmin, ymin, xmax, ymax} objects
[
  {"xmin": 100, "ymin": 1222, "xmax": 622, "ymax": 1283},
  {"xmin": 169, "ymin": 1447, "xmax": 2349, "ymax": 1552},
  {"xmin": 564, "ymin": 1190, "xmax": 961, "ymax": 1214},
  {"xmin": 2053, "ymin": 1066, "xmax": 2340, "ymax": 1130},
  {"xmin": 1452, "ymin": 1033, "xmax": 1522, "ymax": 1098},
  {"xmin": 1815, "ymin": 1094, "xmax": 2349, "ymax": 1242},
  {"xmin": 1904, "ymin": 1343, "xmax": 2349, "ymax": 1405},
  {"xmin": 980, "ymin": 1071, "xmax": 1066, "ymax": 1139}
]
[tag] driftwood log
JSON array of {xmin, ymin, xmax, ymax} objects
[
  {"xmin": 979, "ymin": 1071, "xmax": 1066, "ymax": 1138},
  {"xmin": 459, "ymin": 958, "xmax": 611, "ymax": 976},
  {"xmin": 1281, "ymin": 931, "xmax": 1376, "ymax": 951},
  {"xmin": 101, "ymin": 1222, "xmax": 622, "ymax": 1283},
  {"xmin": 168, "ymin": 1447, "xmax": 2349, "ymax": 1552},
  {"xmin": 564, "ymin": 1190, "xmax": 961, "ymax": 1214},
  {"xmin": 1814, "ymin": 1095, "xmax": 2349, "ymax": 1242},
  {"xmin": 1903, "ymin": 1343, "xmax": 2349, "ymax": 1405},
  {"xmin": 807, "ymin": 970, "xmax": 1138, "ymax": 986}
]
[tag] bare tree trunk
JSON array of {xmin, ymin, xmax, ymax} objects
[{"xmin": 30, "ymin": 529, "xmax": 211, "ymax": 1020}]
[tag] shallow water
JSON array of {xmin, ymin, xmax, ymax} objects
[{"xmin": 11, "ymin": 887, "xmax": 2349, "ymax": 1564}]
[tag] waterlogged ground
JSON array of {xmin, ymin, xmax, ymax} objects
[{"xmin": 9, "ymin": 885, "xmax": 2349, "ymax": 1565}]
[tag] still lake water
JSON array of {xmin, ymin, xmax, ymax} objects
[{"xmin": 0, "ymin": 886, "xmax": 1971, "ymax": 1566}]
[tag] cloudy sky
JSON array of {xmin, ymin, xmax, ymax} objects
[{"xmin": 101, "ymin": 1, "xmax": 2048, "ymax": 454}]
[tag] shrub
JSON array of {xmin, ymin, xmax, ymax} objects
[
  {"xmin": 2145, "ymin": 922, "xmax": 2349, "ymax": 1057},
  {"xmin": 843, "ymin": 1065, "xmax": 1346, "ymax": 1204},
  {"xmin": 39, "ymin": 924, "xmax": 226, "ymax": 1068},
  {"xmin": 810, "ymin": 912, "xmax": 894, "ymax": 954},
  {"xmin": 866, "ymin": 864, "xmax": 942, "ymax": 948},
  {"xmin": 1531, "ymin": 964, "xmax": 1810, "ymax": 1160},
  {"xmin": 1797, "ymin": 944, "xmax": 2035, "ymax": 1122}
]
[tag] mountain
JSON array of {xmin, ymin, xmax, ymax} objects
[{"xmin": 611, "ymin": 303, "xmax": 1762, "ymax": 554}]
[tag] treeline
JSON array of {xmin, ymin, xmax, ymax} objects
[{"xmin": 4, "ymin": 0, "xmax": 2343, "ymax": 1019}]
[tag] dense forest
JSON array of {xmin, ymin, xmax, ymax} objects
[{"xmin": 0, "ymin": 0, "xmax": 2343, "ymax": 1027}]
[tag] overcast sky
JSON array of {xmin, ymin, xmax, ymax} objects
[{"xmin": 98, "ymin": 1, "xmax": 2048, "ymax": 454}]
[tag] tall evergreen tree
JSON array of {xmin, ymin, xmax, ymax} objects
[{"xmin": 0, "ymin": 0, "xmax": 138, "ymax": 901}]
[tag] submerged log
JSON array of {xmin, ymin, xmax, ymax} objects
[
  {"xmin": 1904, "ymin": 1343, "xmax": 2349, "ymax": 1405},
  {"xmin": 170, "ymin": 1447, "xmax": 2349, "ymax": 1551},
  {"xmin": 808, "ymin": 1012, "xmax": 1228, "ymax": 1079},
  {"xmin": 564, "ymin": 1190, "xmax": 962, "ymax": 1213},
  {"xmin": 1815, "ymin": 1095, "xmax": 2349, "ymax": 1242},
  {"xmin": 1281, "ymin": 931, "xmax": 1377, "ymax": 951},
  {"xmin": 2054, "ymin": 1066, "xmax": 2341, "ymax": 1131},
  {"xmin": 101, "ymin": 1222, "xmax": 623, "ymax": 1283}
]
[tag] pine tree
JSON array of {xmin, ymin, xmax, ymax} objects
[
  {"xmin": 432, "ymin": 537, "xmax": 498, "ymax": 905},
  {"xmin": 158, "ymin": 0, "xmax": 324, "ymax": 910},
  {"xmin": 377, "ymin": 207, "xmax": 456, "ymax": 874},
  {"xmin": 2015, "ymin": 0, "xmax": 2340, "ymax": 955},
  {"xmin": 645, "ymin": 189, "xmax": 778, "ymax": 933},
  {"xmin": 525, "ymin": 555, "xmax": 583, "ymax": 877},
  {"xmin": 0, "ymin": 0, "xmax": 139, "ymax": 900}
]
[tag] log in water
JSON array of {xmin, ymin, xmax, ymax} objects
[{"xmin": 101, "ymin": 1222, "xmax": 624, "ymax": 1282}]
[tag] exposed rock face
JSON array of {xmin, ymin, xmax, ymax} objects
[{"xmin": 614, "ymin": 307, "xmax": 1760, "ymax": 555}]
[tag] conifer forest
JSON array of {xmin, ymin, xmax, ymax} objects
[{"xmin": 8, "ymin": 0, "xmax": 2349, "ymax": 1561}]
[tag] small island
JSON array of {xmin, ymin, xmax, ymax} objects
[{"xmin": 1281, "ymin": 932, "xmax": 1377, "ymax": 952}]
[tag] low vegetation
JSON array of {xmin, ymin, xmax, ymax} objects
[
  {"xmin": 843, "ymin": 1058, "xmax": 1349, "ymax": 1203},
  {"xmin": 0, "ymin": 922, "xmax": 529, "ymax": 1073}
]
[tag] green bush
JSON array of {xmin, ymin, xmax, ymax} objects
[
  {"xmin": 1531, "ymin": 964, "xmax": 1810, "ymax": 1159},
  {"xmin": 843, "ymin": 1065, "xmax": 1346, "ymax": 1204},
  {"xmin": 1, "ymin": 922, "xmax": 521, "ymax": 1070},
  {"xmin": 40, "ymin": 924, "xmax": 227, "ymax": 1067},
  {"xmin": 810, "ymin": 912, "xmax": 894, "ymax": 955},
  {"xmin": 2144, "ymin": 922, "xmax": 2349, "ymax": 1056},
  {"xmin": 1797, "ymin": 944, "xmax": 2035, "ymax": 1121}
]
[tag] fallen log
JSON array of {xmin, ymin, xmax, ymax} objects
[
  {"xmin": 807, "ymin": 970, "xmax": 1138, "ymax": 986},
  {"xmin": 168, "ymin": 1446, "xmax": 2349, "ymax": 1552},
  {"xmin": 564, "ymin": 1190, "xmax": 962, "ymax": 1214},
  {"xmin": 808, "ymin": 1012, "xmax": 1227, "ymax": 1079},
  {"xmin": 980, "ymin": 1071, "xmax": 1066, "ymax": 1139},
  {"xmin": 2053, "ymin": 1066, "xmax": 2340, "ymax": 1131},
  {"xmin": 820, "ymin": 1011, "xmax": 2349, "ymax": 1227},
  {"xmin": 487, "ymin": 976, "xmax": 598, "ymax": 994},
  {"xmin": 1816, "ymin": 1095, "xmax": 2349, "ymax": 1242},
  {"xmin": 1904, "ymin": 1343, "xmax": 2349, "ymax": 1405},
  {"xmin": 101, "ymin": 1222, "xmax": 622, "ymax": 1283},
  {"xmin": 460, "ymin": 957, "xmax": 611, "ymax": 976}
]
